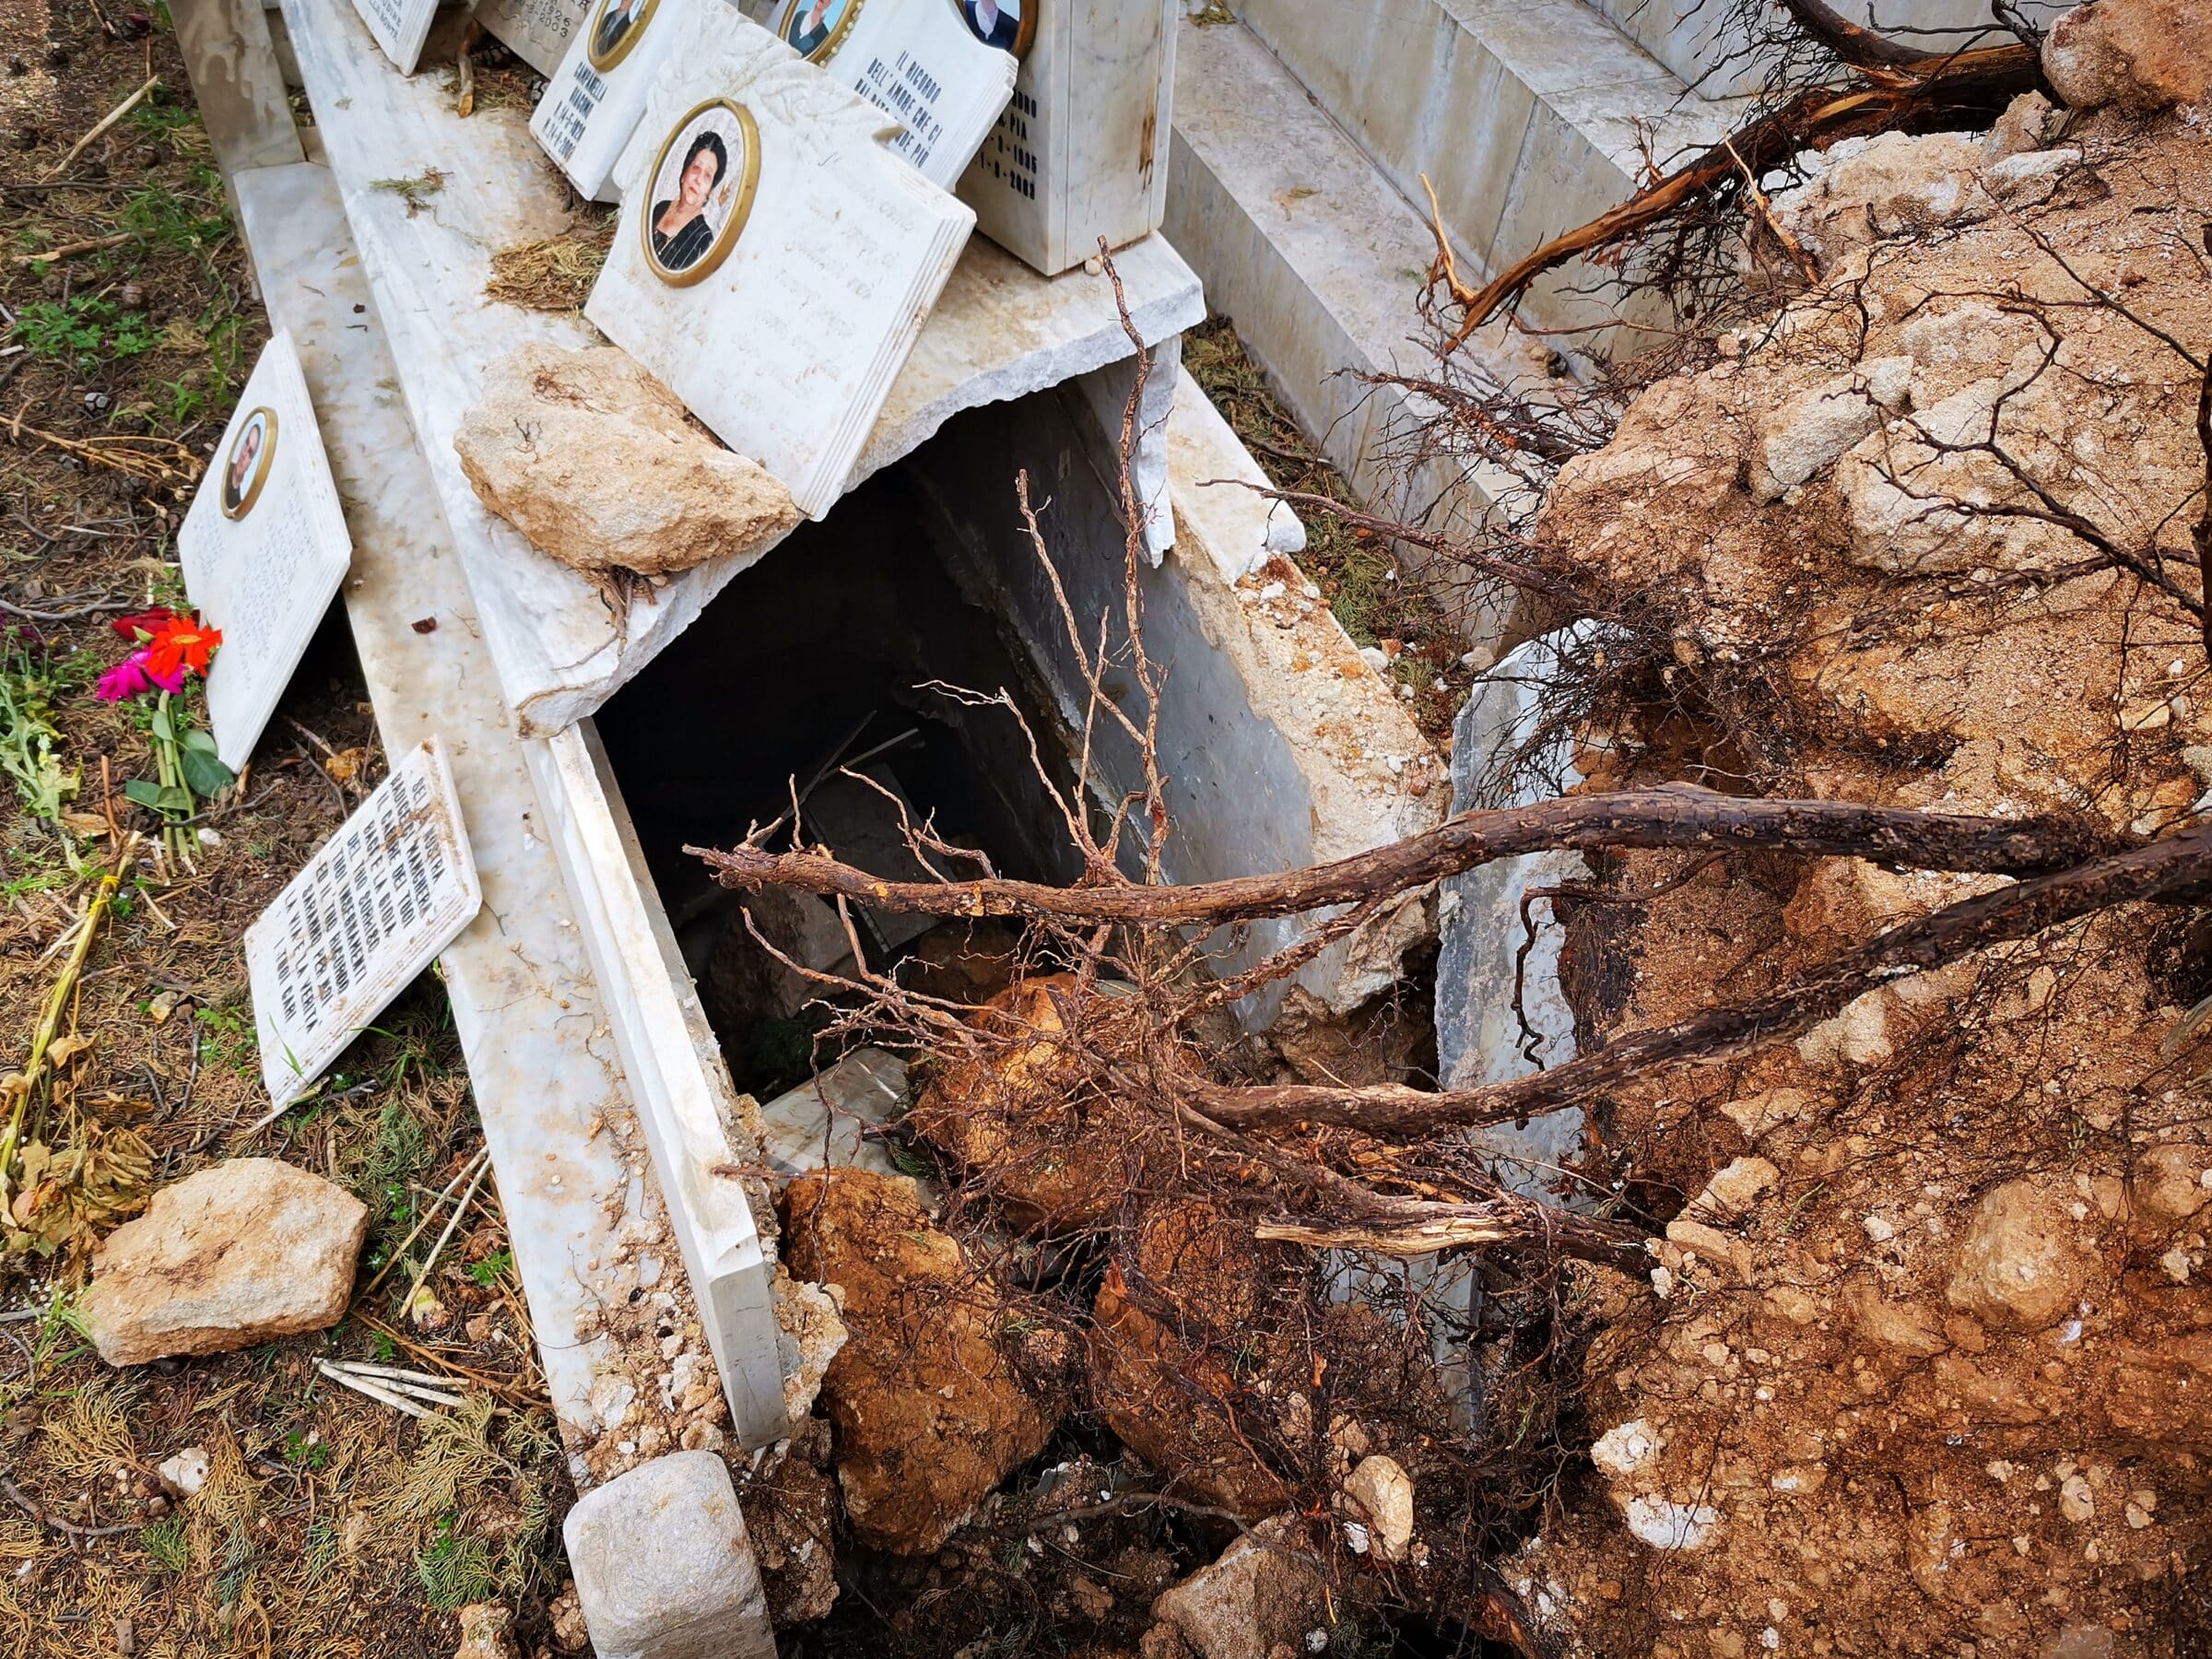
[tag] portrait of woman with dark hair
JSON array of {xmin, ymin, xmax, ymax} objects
[
  {"xmin": 640, "ymin": 101, "xmax": 759, "ymax": 287},
  {"xmin": 651, "ymin": 128, "xmax": 726, "ymax": 274}
]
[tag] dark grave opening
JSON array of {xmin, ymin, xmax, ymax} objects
[{"xmin": 594, "ymin": 449, "xmax": 1079, "ymax": 1096}]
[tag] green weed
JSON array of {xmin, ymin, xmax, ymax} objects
[
  {"xmin": 465, "ymin": 1249, "xmax": 512, "ymax": 1288},
  {"xmin": 415, "ymin": 1516, "xmax": 496, "ymax": 1611},
  {"xmin": 11, "ymin": 295, "xmax": 157, "ymax": 364},
  {"xmin": 0, "ymin": 630, "xmax": 76, "ymax": 820},
  {"xmin": 139, "ymin": 1516, "xmax": 189, "ymax": 1572},
  {"xmin": 194, "ymin": 1002, "xmax": 259, "ymax": 1079}
]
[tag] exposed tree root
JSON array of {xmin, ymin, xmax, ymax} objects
[{"xmin": 1431, "ymin": 0, "xmax": 2043, "ymax": 347}]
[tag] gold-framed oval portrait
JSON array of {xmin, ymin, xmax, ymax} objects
[
  {"xmin": 638, "ymin": 99, "xmax": 761, "ymax": 289},
  {"xmin": 584, "ymin": 0, "xmax": 660, "ymax": 74},
  {"xmin": 948, "ymin": 0, "xmax": 1033, "ymax": 58},
  {"xmin": 772, "ymin": 0, "xmax": 865, "ymax": 65},
  {"xmin": 218, "ymin": 406, "xmax": 278, "ymax": 523}
]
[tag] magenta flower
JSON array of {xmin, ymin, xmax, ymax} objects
[
  {"xmin": 95, "ymin": 655, "xmax": 152, "ymax": 702},
  {"xmin": 93, "ymin": 649, "xmax": 185, "ymax": 703}
]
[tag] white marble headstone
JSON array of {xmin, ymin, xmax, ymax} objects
[
  {"xmin": 958, "ymin": 0, "xmax": 1175, "ymax": 276},
  {"xmin": 246, "ymin": 739, "xmax": 482, "ymax": 1109},
  {"xmin": 585, "ymin": 6, "xmax": 973, "ymax": 519},
  {"xmin": 347, "ymin": 0, "xmax": 441, "ymax": 73},
  {"xmin": 177, "ymin": 330, "xmax": 354, "ymax": 773},
  {"xmin": 474, "ymin": 0, "xmax": 592, "ymax": 75},
  {"xmin": 532, "ymin": 0, "xmax": 731, "ymax": 201},
  {"xmin": 765, "ymin": 0, "xmax": 1017, "ymax": 190}
]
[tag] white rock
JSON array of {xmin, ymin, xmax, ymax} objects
[
  {"xmin": 562, "ymin": 1453, "xmax": 776, "ymax": 1659},
  {"xmin": 1341, "ymin": 1455, "xmax": 1415, "ymax": 1562},
  {"xmin": 1622, "ymin": 1495, "xmax": 1721, "ymax": 1552},
  {"xmin": 1750, "ymin": 358, "xmax": 1912, "ymax": 502},
  {"xmin": 2059, "ymin": 1474, "xmax": 2095, "ymax": 1523},
  {"xmin": 1593, "ymin": 1419, "xmax": 1664, "ymax": 1488},
  {"xmin": 157, "ymin": 1447, "xmax": 210, "ymax": 1499}
]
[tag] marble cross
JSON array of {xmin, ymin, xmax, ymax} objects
[
  {"xmin": 177, "ymin": 330, "xmax": 355, "ymax": 773},
  {"xmin": 585, "ymin": 5, "xmax": 973, "ymax": 519}
]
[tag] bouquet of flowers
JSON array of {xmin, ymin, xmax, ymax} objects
[{"xmin": 96, "ymin": 607, "xmax": 232, "ymax": 869}]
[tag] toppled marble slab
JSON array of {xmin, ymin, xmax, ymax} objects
[
  {"xmin": 753, "ymin": 1048, "xmax": 911, "ymax": 1182},
  {"xmin": 278, "ymin": 0, "xmax": 1199, "ymax": 734}
]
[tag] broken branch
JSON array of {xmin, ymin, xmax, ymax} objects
[
  {"xmin": 1187, "ymin": 818, "xmax": 2212, "ymax": 1136},
  {"xmin": 693, "ymin": 786, "xmax": 2110, "ymax": 928}
]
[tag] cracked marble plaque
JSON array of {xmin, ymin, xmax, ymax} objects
[
  {"xmin": 177, "ymin": 330, "xmax": 354, "ymax": 773},
  {"xmin": 533, "ymin": 0, "xmax": 742, "ymax": 201},
  {"xmin": 767, "ymin": 0, "xmax": 1017, "ymax": 189},
  {"xmin": 585, "ymin": 5, "xmax": 972, "ymax": 518},
  {"xmin": 348, "ymin": 0, "xmax": 441, "ymax": 73},
  {"xmin": 246, "ymin": 739, "xmax": 481, "ymax": 1109},
  {"xmin": 475, "ymin": 0, "xmax": 591, "ymax": 75}
]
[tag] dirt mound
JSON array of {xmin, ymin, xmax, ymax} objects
[{"xmin": 1507, "ymin": 103, "xmax": 2212, "ymax": 1657}]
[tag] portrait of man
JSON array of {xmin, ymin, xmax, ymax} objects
[
  {"xmin": 641, "ymin": 101, "xmax": 759, "ymax": 287},
  {"xmin": 958, "ymin": 0, "xmax": 1020, "ymax": 51},
  {"xmin": 586, "ymin": 0, "xmax": 656, "ymax": 72},
  {"xmin": 781, "ymin": 0, "xmax": 853, "ymax": 59},
  {"xmin": 219, "ymin": 407, "xmax": 277, "ymax": 521}
]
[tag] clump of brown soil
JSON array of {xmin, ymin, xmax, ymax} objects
[{"xmin": 1501, "ymin": 102, "xmax": 2212, "ymax": 1657}]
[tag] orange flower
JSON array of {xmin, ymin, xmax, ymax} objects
[{"xmin": 142, "ymin": 615, "xmax": 222, "ymax": 682}]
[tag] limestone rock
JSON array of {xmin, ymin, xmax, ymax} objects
[
  {"xmin": 1687, "ymin": 1156, "xmax": 1780, "ymax": 1224},
  {"xmin": 741, "ymin": 1418, "xmax": 840, "ymax": 1626},
  {"xmin": 562, "ymin": 1452, "xmax": 776, "ymax": 1659},
  {"xmin": 771, "ymin": 1263, "xmax": 847, "ymax": 1425},
  {"xmin": 906, "ymin": 974, "xmax": 1131, "ymax": 1231},
  {"xmin": 2131, "ymin": 1142, "xmax": 2210, "ymax": 1225},
  {"xmin": 779, "ymin": 1170, "xmax": 1059, "ymax": 1555},
  {"xmin": 548, "ymin": 1586, "xmax": 589, "ymax": 1653},
  {"xmin": 156, "ymin": 1446, "xmax": 209, "ymax": 1499},
  {"xmin": 1340, "ymin": 1454, "xmax": 1415, "ymax": 1561},
  {"xmin": 80, "ymin": 1159, "xmax": 368, "ymax": 1366},
  {"xmin": 1945, "ymin": 1178, "xmax": 2100, "ymax": 1331},
  {"xmin": 453, "ymin": 1603, "xmax": 518, "ymax": 1659},
  {"xmin": 1844, "ymin": 1282, "xmax": 1950, "ymax": 1359},
  {"xmin": 2043, "ymin": 0, "xmax": 2212, "ymax": 113},
  {"xmin": 453, "ymin": 343, "xmax": 800, "ymax": 578},
  {"xmin": 1150, "ymin": 1516, "xmax": 1330, "ymax": 1659},
  {"xmin": 1088, "ymin": 1205, "xmax": 1298, "ymax": 1521},
  {"xmin": 1750, "ymin": 358, "xmax": 1912, "ymax": 502},
  {"xmin": 1983, "ymin": 90, "xmax": 2061, "ymax": 160}
]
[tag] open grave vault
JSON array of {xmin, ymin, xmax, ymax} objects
[{"xmin": 173, "ymin": 0, "xmax": 1444, "ymax": 1576}]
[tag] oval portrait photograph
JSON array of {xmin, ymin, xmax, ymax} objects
[
  {"xmin": 775, "ymin": 0, "xmax": 863, "ymax": 64},
  {"xmin": 640, "ymin": 99, "xmax": 760, "ymax": 288},
  {"xmin": 953, "ymin": 0, "xmax": 1031, "ymax": 56},
  {"xmin": 585, "ymin": 0, "xmax": 659, "ymax": 73},
  {"xmin": 219, "ymin": 406, "xmax": 278, "ymax": 522}
]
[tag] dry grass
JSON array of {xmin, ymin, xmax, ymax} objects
[{"xmin": 485, "ymin": 214, "xmax": 617, "ymax": 313}]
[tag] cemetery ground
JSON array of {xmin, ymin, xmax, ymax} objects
[
  {"xmin": 0, "ymin": 18, "xmax": 1460, "ymax": 1657},
  {"xmin": 0, "ymin": 15, "xmax": 571, "ymax": 1656}
]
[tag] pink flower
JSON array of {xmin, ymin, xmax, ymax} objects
[
  {"xmin": 94, "ymin": 655, "xmax": 152, "ymax": 702},
  {"xmin": 93, "ymin": 649, "xmax": 184, "ymax": 703}
]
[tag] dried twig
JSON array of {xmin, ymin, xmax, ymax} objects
[{"xmin": 41, "ymin": 76, "xmax": 160, "ymax": 182}]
